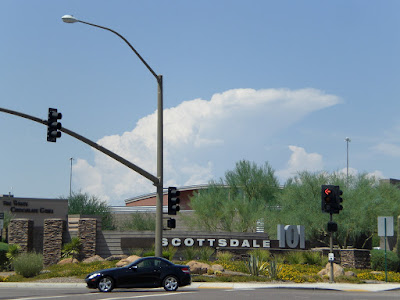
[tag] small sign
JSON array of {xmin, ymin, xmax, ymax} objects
[
  {"xmin": 378, "ymin": 217, "xmax": 394, "ymax": 237},
  {"xmin": 328, "ymin": 253, "xmax": 334, "ymax": 262}
]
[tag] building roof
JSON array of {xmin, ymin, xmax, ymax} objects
[{"xmin": 124, "ymin": 184, "xmax": 211, "ymax": 206}]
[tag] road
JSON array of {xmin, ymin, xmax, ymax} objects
[{"xmin": 0, "ymin": 286, "xmax": 400, "ymax": 300}]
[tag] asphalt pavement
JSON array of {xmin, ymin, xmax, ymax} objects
[{"xmin": 0, "ymin": 281, "xmax": 399, "ymax": 292}]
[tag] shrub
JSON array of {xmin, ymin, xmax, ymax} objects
[
  {"xmin": 198, "ymin": 247, "xmax": 215, "ymax": 261},
  {"xmin": 216, "ymin": 251, "xmax": 233, "ymax": 263},
  {"xmin": 162, "ymin": 246, "xmax": 177, "ymax": 261},
  {"xmin": 13, "ymin": 252, "xmax": 43, "ymax": 278},
  {"xmin": 245, "ymin": 254, "xmax": 268, "ymax": 276},
  {"xmin": 0, "ymin": 242, "xmax": 8, "ymax": 270},
  {"xmin": 143, "ymin": 250, "xmax": 155, "ymax": 257},
  {"xmin": 303, "ymin": 251, "xmax": 324, "ymax": 266},
  {"xmin": 119, "ymin": 213, "xmax": 155, "ymax": 231},
  {"xmin": 285, "ymin": 252, "xmax": 305, "ymax": 265},
  {"xmin": 266, "ymin": 260, "xmax": 282, "ymax": 280},
  {"xmin": 6, "ymin": 244, "xmax": 20, "ymax": 270},
  {"xmin": 62, "ymin": 237, "xmax": 82, "ymax": 259},
  {"xmin": 247, "ymin": 249, "xmax": 270, "ymax": 262},
  {"xmin": 371, "ymin": 249, "xmax": 400, "ymax": 272},
  {"xmin": 129, "ymin": 248, "xmax": 145, "ymax": 256},
  {"xmin": 182, "ymin": 247, "xmax": 197, "ymax": 261}
]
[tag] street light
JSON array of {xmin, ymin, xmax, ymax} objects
[
  {"xmin": 69, "ymin": 157, "xmax": 74, "ymax": 198},
  {"xmin": 62, "ymin": 15, "xmax": 164, "ymax": 257},
  {"xmin": 345, "ymin": 137, "xmax": 351, "ymax": 183}
]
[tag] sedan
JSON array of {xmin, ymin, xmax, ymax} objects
[{"xmin": 85, "ymin": 256, "xmax": 191, "ymax": 292}]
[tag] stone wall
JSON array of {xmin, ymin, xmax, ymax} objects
[
  {"xmin": 340, "ymin": 249, "xmax": 370, "ymax": 269},
  {"xmin": 78, "ymin": 218, "xmax": 97, "ymax": 260},
  {"xmin": 317, "ymin": 248, "xmax": 371, "ymax": 269},
  {"xmin": 8, "ymin": 219, "xmax": 33, "ymax": 253},
  {"xmin": 43, "ymin": 219, "xmax": 65, "ymax": 266}
]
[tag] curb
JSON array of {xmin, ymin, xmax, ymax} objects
[{"xmin": 0, "ymin": 282, "xmax": 399, "ymax": 292}]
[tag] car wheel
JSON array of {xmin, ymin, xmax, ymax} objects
[
  {"xmin": 98, "ymin": 276, "xmax": 114, "ymax": 292},
  {"xmin": 163, "ymin": 275, "xmax": 179, "ymax": 291}
]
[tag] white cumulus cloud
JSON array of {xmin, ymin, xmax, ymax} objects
[
  {"xmin": 72, "ymin": 88, "xmax": 340, "ymax": 205},
  {"xmin": 372, "ymin": 143, "xmax": 400, "ymax": 158},
  {"xmin": 276, "ymin": 146, "xmax": 324, "ymax": 181}
]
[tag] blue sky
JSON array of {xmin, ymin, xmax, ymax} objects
[{"xmin": 1, "ymin": 1, "xmax": 399, "ymax": 206}]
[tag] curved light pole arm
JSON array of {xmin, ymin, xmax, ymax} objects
[{"xmin": 77, "ymin": 20, "xmax": 159, "ymax": 81}]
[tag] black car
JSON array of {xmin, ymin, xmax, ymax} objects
[{"xmin": 85, "ymin": 257, "xmax": 191, "ymax": 292}]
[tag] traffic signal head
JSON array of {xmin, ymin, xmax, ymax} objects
[
  {"xmin": 321, "ymin": 185, "xmax": 343, "ymax": 214},
  {"xmin": 168, "ymin": 186, "xmax": 180, "ymax": 215},
  {"xmin": 336, "ymin": 188, "xmax": 343, "ymax": 213},
  {"xmin": 321, "ymin": 185, "xmax": 334, "ymax": 213},
  {"xmin": 167, "ymin": 218, "xmax": 176, "ymax": 229},
  {"xmin": 327, "ymin": 221, "xmax": 338, "ymax": 232},
  {"xmin": 47, "ymin": 108, "xmax": 62, "ymax": 142}
]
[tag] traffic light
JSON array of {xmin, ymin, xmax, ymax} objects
[
  {"xmin": 167, "ymin": 218, "xmax": 176, "ymax": 229},
  {"xmin": 168, "ymin": 187, "xmax": 180, "ymax": 215},
  {"xmin": 327, "ymin": 221, "xmax": 338, "ymax": 232},
  {"xmin": 321, "ymin": 185, "xmax": 343, "ymax": 214},
  {"xmin": 335, "ymin": 187, "xmax": 343, "ymax": 213},
  {"xmin": 321, "ymin": 185, "xmax": 334, "ymax": 213},
  {"xmin": 47, "ymin": 108, "xmax": 62, "ymax": 142}
]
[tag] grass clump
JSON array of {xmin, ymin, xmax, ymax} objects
[
  {"xmin": 13, "ymin": 252, "xmax": 43, "ymax": 278},
  {"xmin": 216, "ymin": 251, "xmax": 234, "ymax": 263},
  {"xmin": 198, "ymin": 247, "xmax": 215, "ymax": 261}
]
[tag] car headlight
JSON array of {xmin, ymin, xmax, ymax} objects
[{"xmin": 88, "ymin": 273, "xmax": 101, "ymax": 280}]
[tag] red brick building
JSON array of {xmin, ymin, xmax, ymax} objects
[{"xmin": 124, "ymin": 185, "xmax": 208, "ymax": 211}]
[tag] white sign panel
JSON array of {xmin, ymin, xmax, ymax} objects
[
  {"xmin": 328, "ymin": 253, "xmax": 334, "ymax": 262},
  {"xmin": 378, "ymin": 216, "xmax": 394, "ymax": 237}
]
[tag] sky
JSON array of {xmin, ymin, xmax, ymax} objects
[{"xmin": 1, "ymin": 1, "xmax": 399, "ymax": 206}]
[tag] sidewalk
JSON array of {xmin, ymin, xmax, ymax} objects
[{"xmin": 0, "ymin": 281, "xmax": 399, "ymax": 292}]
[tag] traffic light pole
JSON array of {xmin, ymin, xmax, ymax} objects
[{"xmin": 329, "ymin": 213, "xmax": 334, "ymax": 283}]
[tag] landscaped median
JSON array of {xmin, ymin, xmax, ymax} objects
[{"xmin": 2, "ymin": 249, "xmax": 400, "ymax": 284}]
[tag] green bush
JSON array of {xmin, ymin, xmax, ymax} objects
[
  {"xmin": 302, "ymin": 251, "xmax": 324, "ymax": 266},
  {"xmin": 247, "ymin": 249, "xmax": 270, "ymax": 262},
  {"xmin": 285, "ymin": 252, "xmax": 305, "ymax": 265},
  {"xmin": 143, "ymin": 250, "xmax": 155, "ymax": 257},
  {"xmin": 61, "ymin": 237, "xmax": 82, "ymax": 259},
  {"xmin": 371, "ymin": 249, "xmax": 400, "ymax": 272},
  {"xmin": 6, "ymin": 244, "xmax": 21, "ymax": 270},
  {"xmin": 119, "ymin": 213, "xmax": 155, "ymax": 231},
  {"xmin": 0, "ymin": 242, "xmax": 8, "ymax": 270},
  {"xmin": 182, "ymin": 247, "xmax": 197, "ymax": 261},
  {"xmin": 216, "ymin": 251, "xmax": 234, "ymax": 263},
  {"xmin": 162, "ymin": 245, "xmax": 177, "ymax": 261},
  {"xmin": 198, "ymin": 247, "xmax": 215, "ymax": 261},
  {"xmin": 13, "ymin": 252, "xmax": 43, "ymax": 278}
]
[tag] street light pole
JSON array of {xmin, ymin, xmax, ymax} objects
[
  {"xmin": 69, "ymin": 157, "xmax": 74, "ymax": 198},
  {"xmin": 345, "ymin": 137, "xmax": 351, "ymax": 183},
  {"xmin": 62, "ymin": 15, "xmax": 164, "ymax": 257}
]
